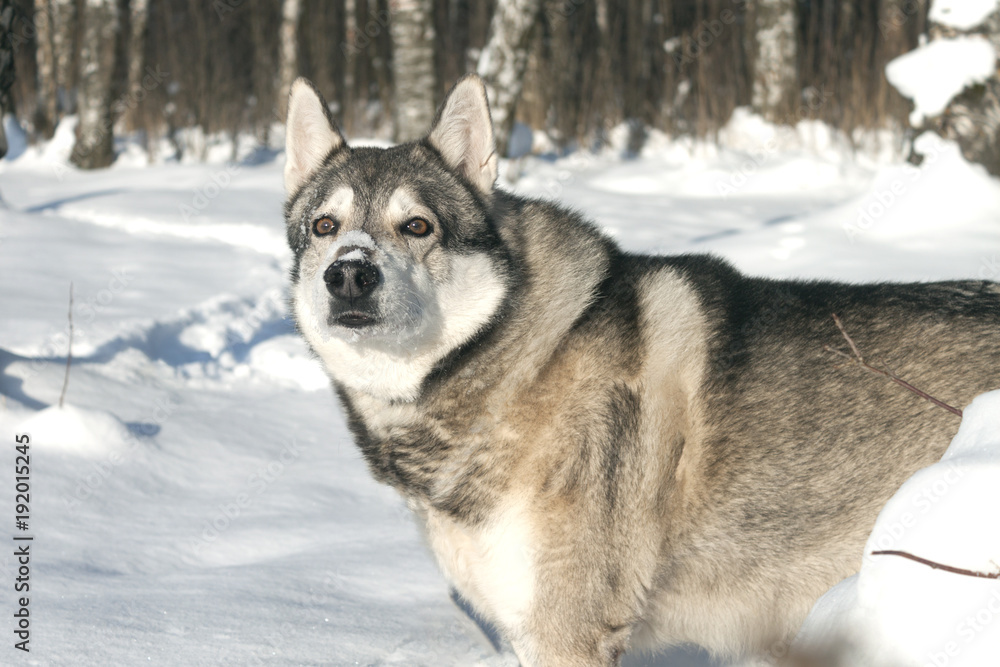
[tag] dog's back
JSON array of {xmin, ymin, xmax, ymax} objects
[{"xmin": 627, "ymin": 258, "xmax": 1000, "ymax": 653}]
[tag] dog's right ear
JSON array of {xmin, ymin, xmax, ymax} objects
[
  {"xmin": 285, "ymin": 78, "xmax": 346, "ymax": 195},
  {"xmin": 426, "ymin": 74, "xmax": 497, "ymax": 195}
]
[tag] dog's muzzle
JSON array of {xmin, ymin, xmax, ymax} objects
[{"xmin": 324, "ymin": 259, "xmax": 381, "ymax": 327}]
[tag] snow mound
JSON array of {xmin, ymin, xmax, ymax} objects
[
  {"xmin": 10, "ymin": 115, "xmax": 78, "ymax": 168},
  {"xmin": 846, "ymin": 132, "xmax": 1000, "ymax": 244},
  {"xmin": 886, "ymin": 36, "xmax": 997, "ymax": 125},
  {"xmin": 49, "ymin": 207, "xmax": 287, "ymax": 257},
  {"xmin": 16, "ymin": 404, "xmax": 132, "ymax": 457},
  {"xmin": 795, "ymin": 391, "xmax": 1000, "ymax": 666},
  {"xmin": 941, "ymin": 392, "xmax": 1000, "ymax": 463},
  {"xmin": 245, "ymin": 336, "xmax": 330, "ymax": 391},
  {"xmin": 2, "ymin": 114, "xmax": 29, "ymax": 160},
  {"xmin": 930, "ymin": 0, "xmax": 1000, "ymax": 30}
]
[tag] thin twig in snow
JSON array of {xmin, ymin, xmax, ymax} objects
[
  {"xmin": 824, "ymin": 313, "xmax": 963, "ymax": 418},
  {"xmin": 871, "ymin": 550, "xmax": 1000, "ymax": 580},
  {"xmin": 59, "ymin": 282, "xmax": 74, "ymax": 408}
]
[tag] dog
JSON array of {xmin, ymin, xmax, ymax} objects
[{"xmin": 282, "ymin": 74, "xmax": 1000, "ymax": 666}]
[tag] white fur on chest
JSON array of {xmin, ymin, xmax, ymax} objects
[{"xmin": 419, "ymin": 502, "xmax": 536, "ymax": 633}]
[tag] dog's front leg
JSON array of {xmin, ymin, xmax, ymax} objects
[{"xmin": 511, "ymin": 619, "xmax": 631, "ymax": 667}]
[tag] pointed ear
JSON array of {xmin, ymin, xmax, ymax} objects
[
  {"xmin": 285, "ymin": 78, "xmax": 346, "ymax": 194},
  {"xmin": 426, "ymin": 75, "xmax": 497, "ymax": 194}
]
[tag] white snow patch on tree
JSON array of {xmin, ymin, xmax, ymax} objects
[
  {"xmin": 476, "ymin": 0, "xmax": 542, "ymax": 155},
  {"xmin": 886, "ymin": 36, "xmax": 997, "ymax": 125},
  {"xmin": 751, "ymin": 0, "xmax": 798, "ymax": 120},
  {"xmin": 930, "ymin": 0, "xmax": 1000, "ymax": 30}
]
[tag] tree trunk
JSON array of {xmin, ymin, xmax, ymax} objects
[
  {"xmin": 0, "ymin": 0, "xmax": 14, "ymax": 159},
  {"xmin": 935, "ymin": 6, "xmax": 1000, "ymax": 175},
  {"xmin": 278, "ymin": 0, "xmax": 301, "ymax": 120},
  {"xmin": 750, "ymin": 0, "xmax": 797, "ymax": 122},
  {"xmin": 248, "ymin": 0, "xmax": 274, "ymax": 142},
  {"xmin": 71, "ymin": 0, "xmax": 119, "ymax": 169},
  {"xmin": 34, "ymin": 0, "xmax": 57, "ymax": 138},
  {"xmin": 123, "ymin": 0, "xmax": 149, "ymax": 132},
  {"xmin": 51, "ymin": 0, "xmax": 76, "ymax": 115},
  {"xmin": 389, "ymin": 0, "xmax": 435, "ymax": 142},
  {"xmin": 342, "ymin": 0, "xmax": 356, "ymax": 133},
  {"xmin": 475, "ymin": 0, "xmax": 541, "ymax": 155}
]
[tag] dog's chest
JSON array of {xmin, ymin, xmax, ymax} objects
[{"xmin": 417, "ymin": 500, "xmax": 536, "ymax": 632}]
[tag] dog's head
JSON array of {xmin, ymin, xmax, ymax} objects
[{"xmin": 283, "ymin": 75, "xmax": 511, "ymax": 402}]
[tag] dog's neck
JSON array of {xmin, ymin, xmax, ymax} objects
[
  {"xmin": 448, "ymin": 194, "xmax": 613, "ymax": 401},
  {"xmin": 347, "ymin": 194, "xmax": 613, "ymax": 409},
  {"xmin": 338, "ymin": 196, "xmax": 614, "ymax": 516}
]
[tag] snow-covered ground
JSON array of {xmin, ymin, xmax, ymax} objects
[
  {"xmin": 797, "ymin": 391, "xmax": 1000, "ymax": 667},
  {"xmin": 1, "ymin": 110, "xmax": 999, "ymax": 666}
]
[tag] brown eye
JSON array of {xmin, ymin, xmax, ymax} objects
[
  {"xmin": 403, "ymin": 218, "xmax": 431, "ymax": 236},
  {"xmin": 313, "ymin": 216, "xmax": 337, "ymax": 236}
]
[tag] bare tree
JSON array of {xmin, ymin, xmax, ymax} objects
[
  {"xmin": 70, "ymin": 0, "xmax": 119, "ymax": 169},
  {"xmin": 124, "ymin": 0, "xmax": 149, "ymax": 132},
  {"xmin": 278, "ymin": 0, "xmax": 301, "ymax": 120},
  {"xmin": 248, "ymin": 0, "xmax": 276, "ymax": 142},
  {"xmin": 34, "ymin": 0, "xmax": 57, "ymax": 138},
  {"xmin": 389, "ymin": 0, "xmax": 436, "ymax": 142},
  {"xmin": 476, "ymin": 0, "xmax": 541, "ymax": 155},
  {"xmin": 750, "ymin": 0, "xmax": 798, "ymax": 122},
  {"xmin": 51, "ymin": 0, "xmax": 76, "ymax": 115}
]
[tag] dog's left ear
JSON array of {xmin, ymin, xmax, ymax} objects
[
  {"xmin": 426, "ymin": 75, "xmax": 497, "ymax": 195},
  {"xmin": 285, "ymin": 78, "xmax": 346, "ymax": 195}
]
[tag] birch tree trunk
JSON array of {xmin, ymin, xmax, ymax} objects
[
  {"xmin": 750, "ymin": 0, "xmax": 798, "ymax": 122},
  {"xmin": 341, "ymin": 0, "xmax": 357, "ymax": 134},
  {"xmin": 475, "ymin": 0, "xmax": 541, "ymax": 156},
  {"xmin": 278, "ymin": 0, "xmax": 301, "ymax": 120},
  {"xmin": 71, "ymin": 0, "xmax": 119, "ymax": 169},
  {"xmin": 34, "ymin": 0, "xmax": 58, "ymax": 138},
  {"xmin": 124, "ymin": 0, "xmax": 149, "ymax": 132},
  {"xmin": 51, "ymin": 0, "xmax": 76, "ymax": 115},
  {"xmin": 389, "ymin": 0, "xmax": 436, "ymax": 142}
]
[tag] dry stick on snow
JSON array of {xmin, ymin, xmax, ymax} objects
[
  {"xmin": 870, "ymin": 550, "xmax": 1000, "ymax": 580},
  {"xmin": 58, "ymin": 282, "xmax": 74, "ymax": 408},
  {"xmin": 823, "ymin": 313, "xmax": 963, "ymax": 417}
]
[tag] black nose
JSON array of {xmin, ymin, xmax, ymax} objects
[{"xmin": 324, "ymin": 260, "xmax": 381, "ymax": 300}]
